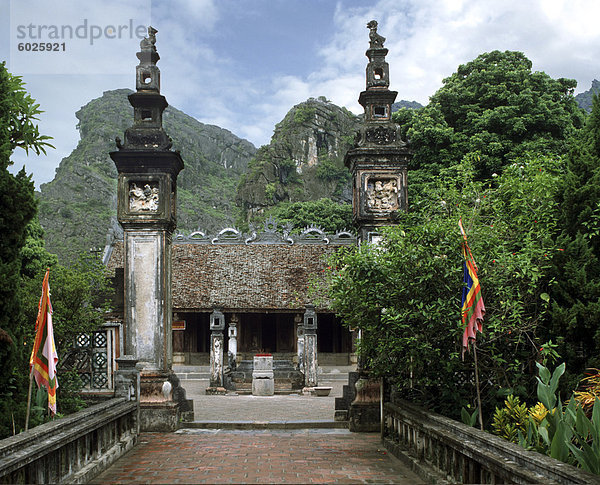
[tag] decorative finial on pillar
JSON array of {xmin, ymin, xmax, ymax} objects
[
  {"xmin": 367, "ymin": 20, "xmax": 386, "ymax": 49},
  {"xmin": 364, "ymin": 20, "xmax": 390, "ymax": 92},
  {"xmin": 137, "ymin": 26, "xmax": 160, "ymax": 92},
  {"xmin": 117, "ymin": 26, "xmax": 172, "ymax": 151}
]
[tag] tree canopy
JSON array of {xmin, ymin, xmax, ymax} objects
[
  {"xmin": 546, "ymin": 94, "xmax": 600, "ymax": 391},
  {"xmin": 265, "ymin": 198, "xmax": 352, "ymax": 234},
  {"xmin": 323, "ymin": 154, "xmax": 561, "ymax": 418},
  {"xmin": 395, "ymin": 50, "xmax": 585, "ymax": 179},
  {"xmin": 0, "ymin": 63, "xmax": 108, "ymax": 438}
]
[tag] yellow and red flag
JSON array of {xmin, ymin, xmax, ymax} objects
[
  {"xmin": 29, "ymin": 269, "xmax": 58, "ymax": 414},
  {"xmin": 459, "ymin": 219, "xmax": 485, "ymax": 358}
]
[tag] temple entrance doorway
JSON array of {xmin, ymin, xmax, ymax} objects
[{"xmin": 172, "ymin": 311, "xmax": 352, "ymax": 366}]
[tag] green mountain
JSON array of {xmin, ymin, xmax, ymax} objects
[
  {"xmin": 38, "ymin": 88, "xmax": 257, "ymax": 262},
  {"xmin": 575, "ymin": 80, "xmax": 600, "ymax": 113},
  {"xmin": 392, "ymin": 100, "xmax": 423, "ymax": 111},
  {"xmin": 236, "ymin": 96, "xmax": 361, "ymax": 224}
]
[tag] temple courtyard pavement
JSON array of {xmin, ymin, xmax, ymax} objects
[{"xmin": 91, "ymin": 367, "xmax": 425, "ymax": 484}]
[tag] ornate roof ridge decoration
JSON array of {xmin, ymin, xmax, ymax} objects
[
  {"xmin": 295, "ymin": 226, "xmax": 329, "ymax": 245},
  {"xmin": 107, "ymin": 220, "xmax": 356, "ymax": 247},
  {"xmin": 211, "ymin": 227, "xmax": 244, "ymax": 245},
  {"xmin": 171, "ymin": 220, "xmax": 357, "ymax": 245}
]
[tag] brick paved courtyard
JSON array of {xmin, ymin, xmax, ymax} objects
[{"xmin": 91, "ymin": 429, "xmax": 424, "ymax": 484}]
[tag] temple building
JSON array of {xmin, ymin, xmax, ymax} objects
[{"xmin": 104, "ymin": 221, "xmax": 357, "ymax": 372}]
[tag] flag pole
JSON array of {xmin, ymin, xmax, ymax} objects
[
  {"xmin": 25, "ymin": 368, "xmax": 34, "ymax": 431},
  {"xmin": 472, "ymin": 341, "xmax": 484, "ymax": 431}
]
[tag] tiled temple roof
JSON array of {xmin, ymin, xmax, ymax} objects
[{"xmin": 105, "ymin": 222, "xmax": 356, "ymax": 312}]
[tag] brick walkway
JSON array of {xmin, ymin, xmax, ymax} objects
[{"xmin": 91, "ymin": 429, "xmax": 424, "ymax": 484}]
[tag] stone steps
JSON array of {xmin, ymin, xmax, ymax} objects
[
  {"xmin": 173, "ymin": 365, "xmax": 355, "ymax": 382},
  {"xmin": 180, "ymin": 420, "xmax": 348, "ymax": 430}
]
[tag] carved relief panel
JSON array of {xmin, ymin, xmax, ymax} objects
[
  {"xmin": 129, "ymin": 182, "xmax": 160, "ymax": 212},
  {"xmin": 366, "ymin": 178, "xmax": 398, "ymax": 212},
  {"xmin": 356, "ymin": 170, "xmax": 406, "ymax": 220},
  {"xmin": 117, "ymin": 173, "xmax": 175, "ymax": 226}
]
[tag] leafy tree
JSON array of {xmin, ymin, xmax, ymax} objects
[
  {"xmin": 0, "ymin": 62, "xmax": 53, "ymax": 437},
  {"xmin": 547, "ymin": 94, "xmax": 600, "ymax": 392},
  {"xmin": 0, "ymin": 221, "xmax": 111, "ymax": 437},
  {"xmin": 0, "ymin": 63, "xmax": 107, "ymax": 437},
  {"xmin": 395, "ymin": 51, "xmax": 585, "ymax": 179},
  {"xmin": 324, "ymin": 154, "xmax": 561, "ymax": 420}
]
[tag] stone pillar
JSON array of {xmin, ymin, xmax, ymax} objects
[
  {"xmin": 295, "ymin": 313, "xmax": 304, "ymax": 371},
  {"xmin": 122, "ymin": 229, "xmax": 172, "ymax": 373},
  {"xmin": 228, "ymin": 314, "xmax": 238, "ymax": 369},
  {"xmin": 303, "ymin": 304, "xmax": 318, "ymax": 388},
  {"xmin": 110, "ymin": 27, "xmax": 191, "ymax": 430},
  {"xmin": 341, "ymin": 20, "xmax": 411, "ymax": 432},
  {"xmin": 208, "ymin": 308, "xmax": 225, "ymax": 392}
]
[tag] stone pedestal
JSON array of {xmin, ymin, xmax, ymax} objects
[
  {"xmin": 138, "ymin": 372, "xmax": 194, "ymax": 429},
  {"xmin": 348, "ymin": 375, "xmax": 381, "ymax": 432},
  {"xmin": 252, "ymin": 355, "xmax": 274, "ymax": 396}
]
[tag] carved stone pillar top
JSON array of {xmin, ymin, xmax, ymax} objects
[
  {"xmin": 210, "ymin": 308, "xmax": 225, "ymax": 331},
  {"xmin": 304, "ymin": 304, "xmax": 317, "ymax": 333}
]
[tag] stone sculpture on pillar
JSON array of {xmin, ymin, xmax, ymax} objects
[
  {"xmin": 110, "ymin": 27, "xmax": 192, "ymax": 430},
  {"xmin": 303, "ymin": 304, "xmax": 318, "ymax": 388}
]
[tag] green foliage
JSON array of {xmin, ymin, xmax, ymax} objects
[
  {"xmin": 278, "ymin": 158, "xmax": 300, "ymax": 184},
  {"xmin": 491, "ymin": 363, "xmax": 600, "ymax": 473},
  {"xmin": 461, "ymin": 406, "xmax": 478, "ymax": 427},
  {"xmin": 568, "ymin": 398, "xmax": 600, "ymax": 474},
  {"xmin": 316, "ymin": 153, "xmax": 350, "ymax": 182},
  {"xmin": 0, "ymin": 220, "xmax": 111, "ymax": 438},
  {"xmin": 573, "ymin": 369, "xmax": 600, "ymax": 415},
  {"xmin": 324, "ymin": 153, "xmax": 561, "ymax": 418},
  {"xmin": 492, "ymin": 395, "xmax": 531, "ymax": 442},
  {"xmin": 264, "ymin": 182, "xmax": 277, "ymax": 202},
  {"xmin": 394, "ymin": 51, "xmax": 584, "ymax": 179},
  {"xmin": 267, "ymin": 198, "xmax": 352, "ymax": 233},
  {"xmin": 1, "ymin": 62, "xmax": 54, "ymax": 157},
  {"xmin": 0, "ymin": 63, "xmax": 48, "ymax": 438},
  {"xmin": 293, "ymin": 105, "xmax": 315, "ymax": 125},
  {"xmin": 547, "ymin": 94, "xmax": 600, "ymax": 392}
]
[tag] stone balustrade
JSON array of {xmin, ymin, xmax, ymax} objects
[
  {"xmin": 0, "ymin": 398, "xmax": 138, "ymax": 484},
  {"xmin": 382, "ymin": 400, "xmax": 600, "ymax": 485}
]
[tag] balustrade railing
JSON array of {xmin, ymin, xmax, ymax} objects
[
  {"xmin": 383, "ymin": 400, "xmax": 599, "ymax": 484},
  {"xmin": 0, "ymin": 398, "xmax": 137, "ymax": 484}
]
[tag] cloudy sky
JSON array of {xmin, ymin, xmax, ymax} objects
[{"xmin": 1, "ymin": 0, "xmax": 600, "ymax": 188}]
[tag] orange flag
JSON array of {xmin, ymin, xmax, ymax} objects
[
  {"xmin": 29, "ymin": 269, "xmax": 58, "ymax": 414},
  {"xmin": 459, "ymin": 219, "xmax": 485, "ymax": 358}
]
